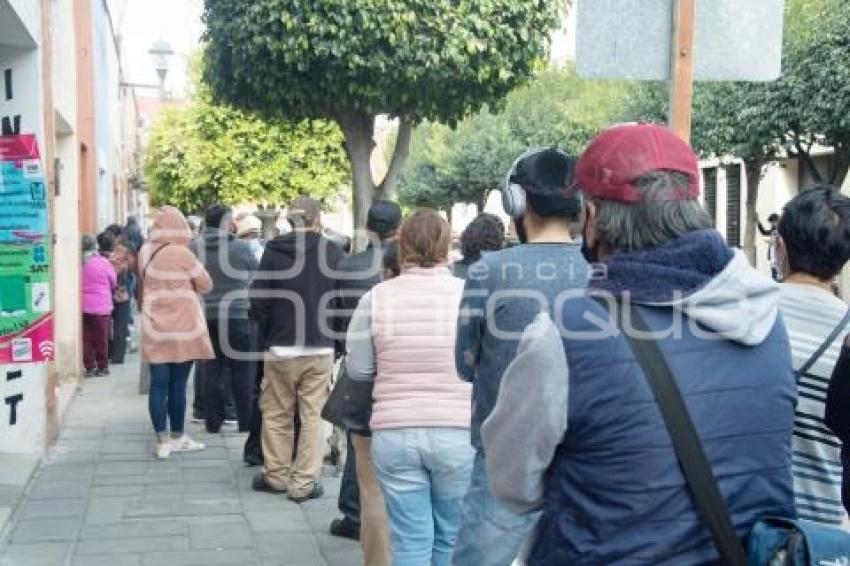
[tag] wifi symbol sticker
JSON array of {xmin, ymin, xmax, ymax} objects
[{"xmin": 38, "ymin": 340, "xmax": 54, "ymax": 361}]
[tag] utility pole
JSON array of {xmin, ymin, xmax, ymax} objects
[{"xmin": 668, "ymin": 0, "xmax": 696, "ymax": 142}]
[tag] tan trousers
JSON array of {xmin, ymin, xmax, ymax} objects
[
  {"xmin": 261, "ymin": 354, "xmax": 333, "ymax": 497},
  {"xmin": 352, "ymin": 434, "xmax": 392, "ymax": 566}
]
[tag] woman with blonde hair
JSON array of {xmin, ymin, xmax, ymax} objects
[
  {"xmin": 346, "ymin": 209, "xmax": 473, "ymax": 566},
  {"xmin": 139, "ymin": 206, "xmax": 214, "ymax": 459}
]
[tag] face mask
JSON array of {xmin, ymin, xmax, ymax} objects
[
  {"xmin": 581, "ymin": 224, "xmax": 598, "ymax": 264},
  {"xmin": 515, "ymin": 216, "xmax": 528, "ymax": 244}
]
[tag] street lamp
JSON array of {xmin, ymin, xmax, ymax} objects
[{"xmin": 148, "ymin": 40, "xmax": 174, "ymax": 100}]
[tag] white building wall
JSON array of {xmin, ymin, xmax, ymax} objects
[{"xmin": 51, "ymin": 0, "xmax": 82, "ymax": 418}]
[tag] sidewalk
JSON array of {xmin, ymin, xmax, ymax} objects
[{"xmin": 0, "ymin": 353, "xmax": 361, "ymax": 566}]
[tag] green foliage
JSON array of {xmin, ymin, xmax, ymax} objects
[
  {"xmin": 202, "ymin": 0, "xmax": 564, "ymax": 124},
  {"xmin": 202, "ymin": 0, "xmax": 567, "ymax": 228},
  {"xmin": 398, "ymin": 67, "xmax": 629, "ymax": 209},
  {"xmin": 144, "ymin": 97, "xmax": 349, "ymax": 214}
]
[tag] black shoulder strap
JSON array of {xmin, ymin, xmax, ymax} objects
[
  {"xmin": 142, "ymin": 243, "xmax": 170, "ymax": 282},
  {"xmin": 796, "ymin": 308, "xmax": 850, "ymax": 379},
  {"xmin": 615, "ymin": 301, "xmax": 748, "ymax": 566}
]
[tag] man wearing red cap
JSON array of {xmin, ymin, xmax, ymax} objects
[{"xmin": 482, "ymin": 124, "xmax": 796, "ymax": 564}]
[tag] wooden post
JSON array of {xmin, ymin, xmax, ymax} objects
[{"xmin": 669, "ymin": 0, "xmax": 696, "ymax": 142}]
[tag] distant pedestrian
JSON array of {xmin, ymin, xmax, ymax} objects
[
  {"xmin": 236, "ymin": 213, "xmax": 265, "ymax": 262},
  {"xmin": 759, "ymin": 212, "xmax": 781, "ymax": 280},
  {"xmin": 774, "ymin": 186, "xmax": 850, "ymax": 525},
  {"xmin": 250, "ymin": 196, "xmax": 344, "ymax": 502},
  {"xmin": 451, "ymin": 213, "xmax": 505, "ymax": 280},
  {"xmin": 105, "ymin": 224, "xmax": 132, "ymax": 365},
  {"xmin": 139, "ymin": 206, "xmax": 214, "ymax": 460},
  {"xmin": 82, "ymin": 232, "xmax": 118, "ymax": 377},
  {"xmin": 346, "ymin": 209, "xmax": 473, "ymax": 566},
  {"xmin": 190, "ymin": 204, "xmax": 259, "ymax": 435}
]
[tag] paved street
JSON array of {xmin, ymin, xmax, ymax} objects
[{"xmin": 0, "ymin": 354, "xmax": 360, "ymax": 566}]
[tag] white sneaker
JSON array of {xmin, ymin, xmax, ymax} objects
[
  {"xmin": 155, "ymin": 442, "xmax": 171, "ymax": 460},
  {"xmin": 171, "ymin": 435, "xmax": 205, "ymax": 452},
  {"xmin": 223, "ymin": 420, "xmax": 238, "ymax": 428}
]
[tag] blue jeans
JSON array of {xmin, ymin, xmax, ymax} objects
[
  {"xmin": 148, "ymin": 362, "xmax": 193, "ymax": 436},
  {"xmin": 452, "ymin": 451, "xmax": 540, "ymax": 566},
  {"xmin": 372, "ymin": 428, "xmax": 473, "ymax": 566}
]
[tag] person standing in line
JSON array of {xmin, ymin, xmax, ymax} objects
[
  {"xmin": 140, "ymin": 206, "xmax": 214, "ymax": 460},
  {"xmin": 346, "ymin": 209, "xmax": 473, "ymax": 566},
  {"xmin": 773, "ymin": 186, "xmax": 850, "ymax": 526},
  {"xmin": 452, "ymin": 148, "xmax": 588, "ymax": 566},
  {"xmin": 327, "ymin": 200, "xmax": 402, "ymax": 558},
  {"xmin": 191, "ymin": 204, "xmax": 259, "ymax": 435},
  {"xmin": 237, "ymin": 212, "xmax": 269, "ymax": 466},
  {"xmin": 483, "ymin": 123, "xmax": 795, "ymax": 564},
  {"xmin": 82, "ymin": 232, "xmax": 118, "ymax": 377},
  {"xmin": 250, "ymin": 196, "xmax": 344, "ymax": 502},
  {"xmin": 450, "ymin": 213, "xmax": 505, "ymax": 280},
  {"xmin": 105, "ymin": 224, "xmax": 132, "ymax": 365},
  {"xmin": 236, "ymin": 214, "xmax": 266, "ymax": 262}
]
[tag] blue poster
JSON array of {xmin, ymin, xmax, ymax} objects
[{"xmin": 0, "ymin": 135, "xmax": 49, "ymax": 244}]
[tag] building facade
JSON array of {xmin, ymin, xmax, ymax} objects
[{"xmin": 0, "ymin": 0, "xmax": 140, "ymax": 455}]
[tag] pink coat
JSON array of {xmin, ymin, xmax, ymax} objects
[
  {"xmin": 82, "ymin": 254, "xmax": 117, "ymax": 315},
  {"xmin": 139, "ymin": 206, "xmax": 214, "ymax": 364},
  {"xmin": 369, "ymin": 266, "xmax": 471, "ymax": 430}
]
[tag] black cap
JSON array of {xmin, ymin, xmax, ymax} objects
[
  {"xmin": 367, "ymin": 200, "xmax": 402, "ymax": 238},
  {"xmin": 511, "ymin": 148, "xmax": 576, "ymax": 196}
]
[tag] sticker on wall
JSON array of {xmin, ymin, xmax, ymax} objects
[{"xmin": 0, "ymin": 134, "xmax": 53, "ymax": 364}]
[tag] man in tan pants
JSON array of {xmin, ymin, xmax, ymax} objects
[{"xmin": 250, "ymin": 196, "xmax": 344, "ymax": 502}]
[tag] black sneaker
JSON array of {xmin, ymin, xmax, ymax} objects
[
  {"xmin": 85, "ymin": 368, "xmax": 96, "ymax": 378},
  {"xmin": 329, "ymin": 517, "xmax": 360, "ymax": 541},
  {"xmin": 95, "ymin": 368, "xmax": 110, "ymax": 377},
  {"xmin": 251, "ymin": 473, "xmax": 286, "ymax": 494},
  {"xmin": 243, "ymin": 453, "xmax": 264, "ymax": 467},
  {"xmin": 289, "ymin": 483, "xmax": 324, "ymax": 504}
]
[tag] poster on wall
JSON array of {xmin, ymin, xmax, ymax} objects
[{"xmin": 0, "ymin": 134, "xmax": 53, "ymax": 363}]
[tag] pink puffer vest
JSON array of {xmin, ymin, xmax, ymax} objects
[{"xmin": 369, "ymin": 266, "xmax": 471, "ymax": 430}]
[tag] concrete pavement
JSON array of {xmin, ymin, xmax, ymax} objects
[{"xmin": 0, "ymin": 353, "xmax": 361, "ymax": 566}]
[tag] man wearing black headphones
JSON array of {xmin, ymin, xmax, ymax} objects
[{"xmin": 452, "ymin": 148, "xmax": 589, "ymax": 566}]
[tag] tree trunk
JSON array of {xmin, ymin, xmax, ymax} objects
[
  {"xmin": 338, "ymin": 111, "xmax": 377, "ymax": 238},
  {"xmin": 376, "ymin": 118, "xmax": 413, "ymax": 201},
  {"xmin": 743, "ymin": 159, "xmax": 765, "ymax": 267},
  {"xmin": 827, "ymin": 144, "xmax": 850, "ymax": 187},
  {"xmin": 793, "ymin": 138, "xmax": 824, "ymax": 185}
]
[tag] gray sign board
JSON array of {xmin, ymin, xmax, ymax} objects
[{"xmin": 576, "ymin": 0, "xmax": 785, "ymax": 81}]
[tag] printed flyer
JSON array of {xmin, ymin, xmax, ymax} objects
[{"xmin": 0, "ymin": 134, "xmax": 53, "ymax": 363}]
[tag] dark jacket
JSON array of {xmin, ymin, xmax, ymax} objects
[
  {"xmin": 190, "ymin": 228, "xmax": 258, "ymax": 319},
  {"xmin": 250, "ymin": 231, "xmax": 343, "ymax": 349},
  {"xmin": 527, "ymin": 231, "xmax": 796, "ymax": 565},
  {"xmin": 332, "ymin": 241, "xmax": 390, "ymax": 355}
]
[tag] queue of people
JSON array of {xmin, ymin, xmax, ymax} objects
[{"xmin": 105, "ymin": 120, "xmax": 850, "ymax": 564}]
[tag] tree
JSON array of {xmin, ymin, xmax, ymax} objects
[
  {"xmin": 780, "ymin": 0, "xmax": 850, "ymax": 186},
  {"xmin": 202, "ymin": 0, "xmax": 566, "ymax": 228},
  {"xmin": 144, "ymin": 96, "xmax": 349, "ymax": 214},
  {"xmin": 398, "ymin": 66, "xmax": 629, "ymax": 211}
]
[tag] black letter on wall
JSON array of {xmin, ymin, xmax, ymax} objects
[{"xmin": 5, "ymin": 394, "xmax": 23, "ymax": 426}]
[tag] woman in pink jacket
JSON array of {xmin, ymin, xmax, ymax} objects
[
  {"xmin": 81, "ymin": 232, "xmax": 118, "ymax": 377},
  {"xmin": 346, "ymin": 209, "xmax": 473, "ymax": 566},
  {"xmin": 139, "ymin": 206, "xmax": 214, "ymax": 459}
]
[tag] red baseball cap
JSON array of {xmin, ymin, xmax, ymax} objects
[{"xmin": 566, "ymin": 123, "xmax": 700, "ymax": 202}]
